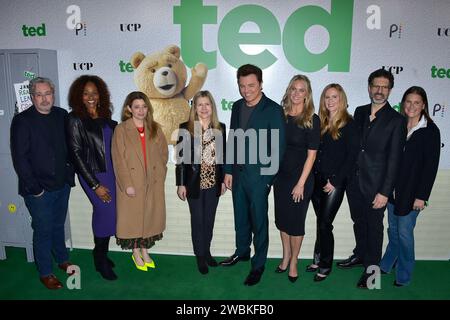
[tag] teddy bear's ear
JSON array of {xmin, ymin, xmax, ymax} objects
[
  {"xmin": 131, "ymin": 52, "xmax": 146, "ymax": 69},
  {"xmin": 165, "ymin": 45, "xmax": 180, "ymax": 59}
]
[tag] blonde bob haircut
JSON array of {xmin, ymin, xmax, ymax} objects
[
  {"xmin": 281, "ymin": 75, "xmax": 315, "ymax": 128},
  {"xmin": 319, "ymin": 83, "xmax": 352, "ymax": 140}
]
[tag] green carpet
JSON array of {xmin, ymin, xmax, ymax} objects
[{"xmin": 0, "ymin": 247, "xmax": 449, "ymax": 300}]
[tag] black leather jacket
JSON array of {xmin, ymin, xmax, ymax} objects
[
  {"xmin": 175, "ymin": 121, "xmax": 226, "ymax": 198},
  {"xmin": 67, "ymin": 112, "xmax": 117, "ymax": 188}
]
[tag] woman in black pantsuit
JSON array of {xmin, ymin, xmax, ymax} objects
[
  {"xmin": 176, "ymin": 90, "xmax": 226, "ymax": 275},
  {"xmin": 307, "ymin": 84, "xmax": 359, "ymax": 281},
  {"xmin": 273, "ymin": 75, "xmax": 320, "ymax": 282}
]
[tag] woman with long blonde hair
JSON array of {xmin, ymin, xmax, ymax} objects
[
  {"xmin": 176, "ymin": 90, "xmax": 227, "ymax": 274},
  {"xmin": 273, "ymin": 75, "xmax": 320, "ymax": 282},
  {"xmin": 112, "ymin": 91, "xmax": 168, "ymax": 272},
  {"xmin": 306, "ymin": 84, "xmax": 358, "ymax": 282}
]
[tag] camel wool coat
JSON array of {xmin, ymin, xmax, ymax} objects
[{"xmin": 112, "ymin": 118, "xmax": 168, "ymax": 239}]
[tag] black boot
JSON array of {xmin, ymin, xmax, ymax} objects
[
  {"xmin": 196, "ymin": 256, "xmax": 208, "ymax": 274},
  {"xmin": 103, "ymin": 237, "xmax": 115, "ymax": 268},
  {"xmin": 93, "ymin": 236, "xmax": 118, "ymax": 280}
]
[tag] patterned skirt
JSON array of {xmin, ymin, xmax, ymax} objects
[{"xmin": 116, "ymin": 233, "xmax": 163, "ymax": 249}]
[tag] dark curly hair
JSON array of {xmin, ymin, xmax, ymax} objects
[{"xmin": 68, "ymin": 75, "xmax": 113, "ymax": 119}]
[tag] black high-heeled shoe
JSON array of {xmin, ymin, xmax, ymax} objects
[
  {"xmin": 288, "ymin": 275, "xmax": 298, "ymax": 283},
  {"xmin": 275, "ymin": 266, "xmax": 287, "ymax": 273}
]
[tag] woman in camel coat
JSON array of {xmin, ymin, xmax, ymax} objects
[{"xmin": 112, "ymin": 91, "xmax": 168, "ymax": 271}]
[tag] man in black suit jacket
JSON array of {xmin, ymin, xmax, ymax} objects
[
  {"xmin": 337, "ymin": 69, "xmax": 407, "ymax": 289},
  {"xmin": 10, "ymin": 77, "xmax": 74, "ymax": 290}
]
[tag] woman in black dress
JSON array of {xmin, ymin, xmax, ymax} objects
[
  {"xmin": 306, "ymin": 84, "xmax": 358, "ymax": 281},
  {"xmin": 273, "ymin": 75, "xmax": 320, "ymax": 282}
]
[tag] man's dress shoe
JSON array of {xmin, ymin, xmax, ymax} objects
[
  {"xmin": 219, "ymin": 254, "xmax": 250, "ymax": 266},
  {"xmin": 357, "ymin": 273, "xmax": 370, "ymax": 289},
  {"xmin": 58, "ymin": 261, "xmax": 74, "ymax": 274},
  {"xmin": 336, "ymin": 255, "xmax": 363, "ymax": 269},
  {"xmin": 244, "ymin": 268, "xmax": 264, "ymax": 286},
  {"xmin": 40, "ymin": 275, "xmax": 63, "ymax": 290}
]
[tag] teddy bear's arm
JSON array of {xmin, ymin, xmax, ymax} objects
[{"xmin": 183, "ymin": 62, "xmax": 208, "ymax": 100}]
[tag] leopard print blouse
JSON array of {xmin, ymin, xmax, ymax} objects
[{"xmin": 200, "ymin": 128, "xmax": 216, "ymax": 190}]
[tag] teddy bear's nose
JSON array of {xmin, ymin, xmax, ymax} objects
[{"xmin": 162, "ymin": 71, "xmax": 168, "ymax": 76}]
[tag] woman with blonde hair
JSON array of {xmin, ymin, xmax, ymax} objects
[
  {"xmin": 112, "ymin": 91, "xmax": 168, "ymax": 271},
  {"xmin": 176, "ymin": 90, "xmax": 226, "ymax": 274},
  {"xmin": 306, "ymin": 83, "xmax": 358, "ymax": 281},
  {"xmin": 273, "ymin": 75, "xmax": 320, "ymax": 282}
]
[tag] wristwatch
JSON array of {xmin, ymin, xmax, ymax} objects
[{"xmin": 91, "ymin": 183, "xmax": 100, "ymax": 190}]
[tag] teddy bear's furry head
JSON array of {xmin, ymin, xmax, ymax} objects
[{"xmin": 131, "ymin": 45, "xmax": 187, "ymax": 99}]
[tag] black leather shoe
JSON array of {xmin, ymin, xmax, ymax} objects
[
  {"xmin": 219, "ymin": 254, "xmax": 250, "ymax": 267},
  {"xmin": 381, "ymin": 269, "xmax": 388, "ymax": 274},
  {"xmin": 275, "ymin": 266, "xmax": 287, "ymax": 273},
  {"xmin": 393, "ymin": 280, "xmax": 404, "ymax": 287},
  {"xmin": 306, "ymin": 264, "xmax": 319, "ymax": 272},
  {"xmin": 288, "ymin": 275, "xmax": 298, "ymax": 283},
  {"xmin": 357, "ymin": 273, "xmax": 369, "ymax": 289},
  {"xmin": 244, "ymin": 268, "xmax": 264, "ymax": 286},
  {"xmin": 336, "ymin": 255, "xmax": 363, "ymax": 269}
]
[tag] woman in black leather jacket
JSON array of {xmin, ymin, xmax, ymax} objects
[
  {"xmin": 307, "ymin": 83, "xmax": 359, "ymax": 281},
  {"xmin": 175, "ymin": 90, "xmax": 226, "ymax": 275},
  {"xmin": 66, "ymin": 75, "xmax": 118, "ymax": 280}
]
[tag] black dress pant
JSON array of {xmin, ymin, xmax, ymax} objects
[
  {"xmin": 311, "ymin": 175, "xmax": 345, "ymax": 272},
  {"xmin": 346, "ymin": 174, "xmax": 385, "ymax": 268},
  {"xmin": 187, "ymin": 186, "xmax": 219, "ymax": 257}
]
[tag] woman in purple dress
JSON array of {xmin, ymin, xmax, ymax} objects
[{"xmin": 67, "ymin": 75, "xmax": 118, "ymax": 280}]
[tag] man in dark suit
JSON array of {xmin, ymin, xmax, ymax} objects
[
  {"xmin": 219, "ymin": 64, "xmax": 286, "ymax": 286},
  {"xmin": 337, "ymin": 69, "xmax": 407, "ymax": 289},
  {"xmin": 10, "ymin": 77, "xmax": 74, "ymax": 290}
]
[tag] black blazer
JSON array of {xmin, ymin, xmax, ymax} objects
[
  {"xmin": 314, "ymin": 118, "xmax": 359, "ymax": 188},
  {"xmin": 390, "ymin": 121, "xmax": 441, "ymax": 216},
  {"xmin": 175, "ymin": 121, "xmax": 226, "ymax": 198},
  {"xmin": 353, "ymin": 102, "xmax": 407, "ymax": 201},
  {"xmin": 10, "ymin": 105, "xmax": 75, "ymax": 196},
  {"xmin": 66, "ymin": 112, "xmax": 117, "ymax": 189}
]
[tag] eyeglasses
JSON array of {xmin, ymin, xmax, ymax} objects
[
  {"xmin": 370, "ymin": 85, "xmax": 390, "ymax": 91},
  {"xmin": 33, "ymin": 92, "xmax": 53, "ymax": 98}
]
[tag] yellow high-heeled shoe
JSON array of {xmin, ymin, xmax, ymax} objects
[
  {"xmin": 143, "ymin": 257, "xmax": 155, "ymax": 269},
  {"xmin": 132, "ymin": 254, "xmax": 148, "ymax": 271}
]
